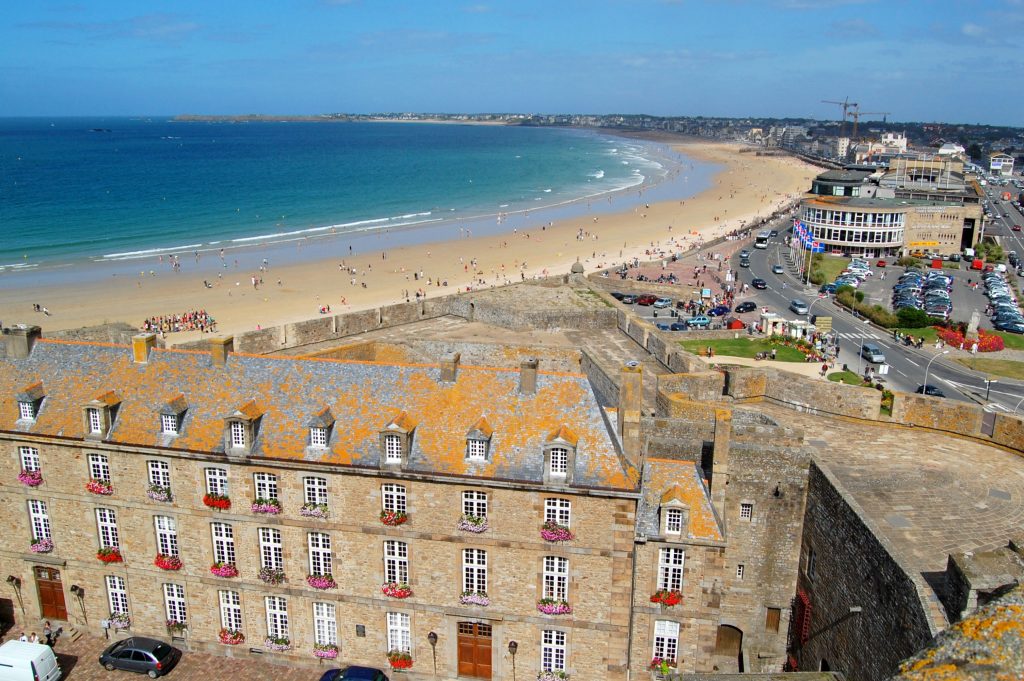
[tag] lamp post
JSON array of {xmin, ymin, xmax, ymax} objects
[
  {"xmin": 427, "ymin": 631, "xmax": 438, "ymax": 676},
  {"xmin": 923, "ymin": 350, "xmax": 949, "ymax": 392},
  {"xmin": 985, "ymin": 379, "xmax": 998, "ymax": 402},
  {"xmin": 508, "ymin": 640, "xmax": 518, "ymax": 681},
  {"xmin": 6, "ymin": 575, "xmax": 24, "ymax": 615}
]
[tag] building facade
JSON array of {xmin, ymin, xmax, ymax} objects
[{"xmin": 990, "ymin": 152, "xmax": 1014, "ymax": 177}]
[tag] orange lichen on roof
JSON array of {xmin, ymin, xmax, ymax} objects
[
  {"xmin": 93, "ymin": 390, "xmax": 120, "ymax": 406},
  {"xmin": 386, "ymin": 410, "xmax": 417, "ymax": 432},
  {"xmin": 469, "ymin": 416, "xmax": 493, "ymax": 438},
  {"xmin": 19, "ymin": 381, "xmax": 44, "ymax": 397},
  {"xmin": 645, "ymin": 458, "xmax": 722, "ymax": 541},
  {"xmin": 547, "ymin": 424, "xmax": 579, "ymax": 446},
  {"xmin": 660, "ymin": 484, "xmax": 687, "ymax": 505},
  {"xmin": 234, "ymin": 400, "xmax": 263, "ymax": 420},
  {"xmin": 163, "ymin": 394, "xmax": 187, "ymax": 412}
]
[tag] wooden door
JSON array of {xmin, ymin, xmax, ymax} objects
[
  {"xmin": 457, "ymin": 622, "xmax": 492, "ymax": 679},
  {"xmin": 713, "ymin": 625, "xmax": 743, "ymax": 673},
  {"xmin": 35, "ymin": 566, "xmax": 67, "ymax": 620}
]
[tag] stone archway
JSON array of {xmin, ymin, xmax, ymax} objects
[{"xmin": 713, "ymin": 625, "xmax": 743, "ymax": 673}]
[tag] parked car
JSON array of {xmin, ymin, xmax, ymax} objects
[
  {"xmin": 994, "ymin": 319, "xmax": 1024, "ymax": 333},
  {"xmin": 0, "ymin": 641, "xmax": 61, "ymax": 681},
  {"xmin": 636, "ymin": 295, "xmax": 658, "ymax": 306},
  {"xmin": 318, "ymin": 667, "xmax": 391, "ymax": 681},
  {"xmin": 669, "ymin": 322, "xmax": 689, "ymax": 331},
  {"xmin": 709, "ymin": 304, "xmax": 731, "ymax": 317},
  {"xmin": 620, "ymin": 294, "xmax": 637, "ymax": 305},
  {"xmin": 876, "ymin": 259, "xmax": 887, "ymax": 267},
  {"xmin": 915, "ymin": 384, "xmax": 946, "ymax": 398},
  {"xmin": 609, "ymin": 292, "xmax": 625, "ymax": 300},
  {"xmin": 771, "ymin": 264, "xmax": 785, "ymax": 275},
  {"xmin": 686, "ymin": 315, "xmax": 712, "ymax": 328},
  {"xmin": 751, "ymin": 278, "xmax": 768, "ymax": 289},
  {"xmin": 99, "ymin": 637, "xmax": 181, "ymax": 679},
  {"xmin": 819, "ymin": 283, "xmax": 837, "ymax": 294},
  {"xmin": 653, "ymin": 297, "xmax": 673, "ymax": 309},
  {"xmin": 735, "ymin": 301, "xmax": 757, "ymax": 313}
]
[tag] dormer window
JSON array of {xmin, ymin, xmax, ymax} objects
[
  {"xmin": 384, "ymin": 434, "xmax": 402, "ymax": 463},
  {"xmin": 16, "ymin": 382, "xmax": 45, "ymax": 422},
  {"xmin": 379, "ymin": 411, "xmax": 416, "ymax": 469},
  {"xmin": 543, "ymin": 425, "xmax": 578, "ymax": 485},
  {"xmin": 549, "ymin": 448, "xmax": 568, "ymax": 476},
  {"xmin": 82, "ymin": 391, "xmax": 120, "ymax": 439},
  {"xmin": 659, "ymin": 484, "xmax": 690, "ymax": 540},
  {"xmin": 307, "ymin": 407, "xmax": 334, "ymax": 451},
  {"xmin": 87, "ymin": 408, "xmax": 102, "ymax": 434},
  {"xmin": 230, "ymin": 421, "xmax": 246, "ymax": 448},
  {"xmin": 159, "ymin": 394, "xmax": 187, "ymax": 437},
  {"xmin": 310, "ymin": 427, "xmax": 328, "ymax": 448},
  {"xmin": 665, "ymin": 508, "xmax": 684, "ymax": 535},
  {"xmin": 19, "ymin": 401, "xmax": 36, "ymax": 421},
  {"xmin": 465, "ymin": 416, "xmax": 493, "ymax": 462},
  {"xmin": 223, "ymin": 401, "xmax": 262, "ymax": 457},
  {"xmin": 467, "ymin": 439, "xmax": 488, "ymax": 461},
  {"xmin": 161, "ymin": 414, "xmax": 179, "ymax": 435}
]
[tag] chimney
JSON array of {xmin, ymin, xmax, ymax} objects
[
  {"xmin": 132, "ymin": 333, "xmax": 157, "ymax": 363},
  {"xmin": 519, "ymin": 358, "xmax": 539, "ymax": 395},
  {"xmin": 440, "ymin": 352, "xmax": 461, "ymax": 383},
  {"xmin": 618, "ymin": 361, "xmax": 643, "ymax": 464},
  {"xmin": 2, "ymin": 325, "xmax": 42, "ymax": 359},
  {"xmin": 210, "ymin": 336, "xmax": 235, "ymax": 368}
]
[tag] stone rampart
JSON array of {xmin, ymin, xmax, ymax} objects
[
  {"xmin": 581, "ymin": 348, "xmax": 620, "ymax": 407},
  {"xmin": 890, "ymin": 393, "xmax": 984, "ymax": 438},
  {"xmin": 658, "ymin": 372, "xmax": 725, "ymax": 404}
]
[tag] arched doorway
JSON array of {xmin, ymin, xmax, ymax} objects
[
  {"xmin": 713, "ymin": 625, "xmax": 743, "ymax": 673},
  {"xmin": 34, "ymin": 567, "xmax": 67, "ymax": 620}
]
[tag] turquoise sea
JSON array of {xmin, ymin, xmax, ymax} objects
[{"xmin": 0, "ymin": 118, "xmax": 717, "ymax": 283}]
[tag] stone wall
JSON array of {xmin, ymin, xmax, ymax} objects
[
  {"xmin": 47, "ymin": 322, "xmax": 143, "ymax": 346},
  {"xmin": 890, "ymin": 394, "xmax": 983, "ymax": 438},
  {"xmin": 659, "ymin": 372, "xmax": 726, "ymax": 405},
  {"xmin": 581, "ymin": 348, "xmax": 621, "ymax": 408},
  {"xmin": 721, "ymin": 367, "xmax": 882, "ymax": 421}
]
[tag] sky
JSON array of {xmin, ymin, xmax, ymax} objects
[{"xmin": 2, "ymin": 0, "xmax": 1022, "ymax": 126}]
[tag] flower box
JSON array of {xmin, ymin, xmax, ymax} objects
[
  {"xmin": 219, "ymin": 628, "xmax": 245, "ymax": 645},
  {"xmin": 300, "ymin": 502, "xmax": 329, "ymax": 519},
  {"xmin": 166, "ymin": 620, "xmax": 188, "ymax": 634},
  {"xmin": 258, "ymin": 567, "xmax": 286, "ymax": 585},
  {"xmin": 457, "ymin": 514, "xmax": 489, "ymax": 533},
  {"xmin": 380, "ymin": 510, "xmax": 408, "ymax": 526},
  {"xmin": 154, "ymin": 554, "xmax": 183, "ymax": 571},
  {"xmin": 460, "ymin": 591, "xmax": 490, "ymax": 607},
  {"xmin": 251, "ymin": 498, "xmax": 282, "ymax": 514},
  {"xmin": 203, "ymin": 493, "xmax": 231, "ymax": 510},
  {"xmin": 313, "ymin": 643, "xmax": 339, "ymax": 659},
  {"xmin": 306, "ymin": 574, "xmax": 337, "ymax": 590},
  {"xmin": 97, "ymin": 547, "xmax": 123, "ymax": 563},
  {"xmin": 30, "ymin": 538, "xmax": 53, "ymax": 554},
  {"xmin": 381, "ymin": 582, "xmax": 413, "ymax": 599},
  {"xmin": 146, "ymin": 484, "xmax": 173, "ymax": 503},
  {"xmin": 18, "ymin": 470, "xmax": 43, "ymax": 487},
  {"xmin": 210, "ymin": 562, "xmax": 239, "ymax": 578},
  {"xmin": 540, "ymin": 521, "xmax": 574, "ymax": 542},
  {"xmin": 86, "ymin": 479, "xmax": 114, "ymax": 495},
  {"xmin": 537, "ymin": 599, "xmax": 572, "ymax": 615},
  {"xmin": 110, "ymin": 612, "xmax": 131, "ymax": 630},
  {"xmin": 649, "ymin": 589, "xmax": 683, "ymax": 607},
  {"xmin": 387, "ymin": 650, "xmax": 413, "ymax": 670},
  {"xmin": 537, "ymin": 672, "xmax": 570, "ymax": 681},
  {"xmin": 648, "ymin": 657, "xmax": 677, "ymax": 673},
  {"xmin": 264, "ymin": 636, "xmax": 291, "ymax": 652}
]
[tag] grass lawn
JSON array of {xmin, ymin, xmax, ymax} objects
[
  {"xmin": 827, "ymin": 370, "xmax": 866, "ymax": 386},
  {"xmin": 892, "ymin": 327, "xmax": 940, "ymax": 344},
  {"xmin": 680, "ymin": 337, "xmax": 807, "ymax": 362},
  {"xmin": 955, "ymin": 357, "xmax": 1024, "ymax": 380},
  {"xmin": 813, "ymin": 254, "xmax": 851, "ymax": 284},
  {"xmin": 992, "ymin": 330, "xmax": 1024, "ymax": 351}
]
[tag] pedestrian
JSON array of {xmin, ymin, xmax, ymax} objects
[
  {"xmin": 771, "ymin": 348, "xmax": 777, "ymax": 360},
  {"xmin": 18, "ymin": 632, "xmax": 26, "ymax": 642},
  {"xmin": 44, "ymin": 622, "xmax": 52, "ymax": 646},
  {"xmin": 821, "ymin": 363, "xmax": 828, "ymax": 377},
  {"xmin": 28, "ymin": 632, "xmax": 38, "ymax": 643}
]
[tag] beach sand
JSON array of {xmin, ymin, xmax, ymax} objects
[{"xmin": 0, "ymin": 141, "xmax": 817, "ymax": 344}]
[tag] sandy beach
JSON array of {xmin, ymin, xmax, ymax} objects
[{"xmin": 0, "ymin": 140, "xmax": 816, "ymax": 345}]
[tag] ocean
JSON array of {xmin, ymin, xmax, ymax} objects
[{"xmin": 0, "ymin": 118, "xmax": 717, "ymax": 283}]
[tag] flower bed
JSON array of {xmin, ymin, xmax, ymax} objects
[
  {"xmin": 30, "ymin": 538, "xmax": 53, "ymax": 554},
  {"xmin": 306, "ymin": 574, "xmax": 337, "ymax": 590},
  {"xmin": 203, "ymin": 493, "xmax": 231, "ymax": 510},
  {"xmin": 934, "ymin": 325, "xmax": 1005, "ymax": 352},
  {"xmin": 110, "ymin": 612, "xmax": 131, "ymax": 630},
  {"xmin": 537, "ymin": 672, "xmax": 570, "ymax": 681},
  {"xmin": 387, "ymin": 650, "xmax": 413, "ymax": 670},
  {"xmin": 460, "ymin": 591, "xmax": 490, "ymax": 607},
  {"xmin": 210, "ymin": 562, "xmax": 239, "ymax": 578},
  {"xmin": 649, "ymin": 589, "xmax": 683, "ymax": 607},
  {"xmin": 18, "ymin": 470, "xmax": 43, "ymax": 487},
  {"xmin": 537, "ymin": 598, "xmax": 572, "ymax": 615},
  {"xmin": 154, "ymin": 554, "xmax": 183, "ymax": 571},
  {"xmin": 540, "ymin": 521, "xmax": 574, "ymax": 542},
  {"xmin": 264, "ymin": 636, "xmax": 291, "ymax": 652},
  {"xmin": 300, "ymin": 502, "xmax": 329, "ymax": 519},
  {"xmin": 86, "ymin": 479, "xmax": 114, "ymax": 495},
  {"xmin": 380, "ymin": 510, "xmax": 408, "ymax": 526},
  {"xmin": 313, "ymin": 643, "xmax": 339, "ymax": 659},
  {"xmin": 381, "ymin": 582, "xmax": 413, "ymax": 599},
  {"xmin": 218, "ymin": 628, "xmax": 245, "ymax": 645},
  {"xmin": 166, "ymin": 620, "xmax": 188, "ymax": 634},
  {"xmin": 97, "ymin": 547, "xmax": 123, "ymax": 563},
  {"xmin": 146, "ymin": 484, "xmax": 173, "ymax": 503},
  {"xmin": 258, "ymin": 567, "xmax": 286, "ymax": 585},
  {"xmin": 251, "ymin": 498, "xmax": 282, "ymax": 514},
  {"xmin": 457, "ymin": 514, "xmax": 488, "ymax": 533}
]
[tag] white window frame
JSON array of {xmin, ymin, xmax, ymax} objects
[
  {"xmin": 28, "ymin": 500, "xmax": 51, "ymax": 541},
  {"xmin": 154, "ymin": 516, "xmax": 179, "ymax": 556},
  {"xmin": 549, "ymin": 447, "xmax": 568, "ymax": 476},
  {"xmin": 541, "ymin": 629, "xmax": 567, "ymax": 672},
  {"xmin": 466, "ymin": 438, "xmax": 487, "ymax": 461},
  {"xmin": 739, "ymin": 503, "xmax": 753, "ymax": 521},
  {"xmin": 382, "ymin": 483, "xmax": 406, "ymax": 514},
  {"xmin": 254, "ymin": 472, "xmax": 278, "ymax": 500},
  {"xmin": 212, "ymin": 522, "xmax": 236, "ymax": 565},
  {"xmin": 658, "ymin": 548, "xmax": 684, "ymax": 591},
  {"xmin": 18, "ymin": 401, "xmax": 35, "ymax": 421},
  {"xmin": 87, "ymin": 407, "xmax": 102, "ymax": 433},
  {"xmin": 653, "ymin": 620, "xmax": 680, "ymax": 663},
  {"xmin": 313, "ymin": 602, "xmax": 337, "ymax": 646},
  {"xmin": 462, "ymin": 491, "xmax": 487, "ymax": 518},
  {"xmin": 386, "ymin": 612, "xmax": 411, "ymax": 652},
  {"xmin": 542, "ymin": 556, "xmax": 569, "ymax": 601},
  {"xmin": 205, "ymin": 467, "xmax": 228, "ymax": 496},
  {"xmin": 19, "ymin": 446, "xmax": 40, "ymax": 472},
  {"xmin": 88, "ymin": 453, "xmax": 110, "ymax": 482},
  {"xmin": 265, "ymin": 596, "xmax": 289, "ymax": 640},
  {"xmin": 161, "ymin": 413, "xmax": 179, "ymax": 435},
  {"xmin": 736, "ymin": 564, "xmax": 745, "ymax": 580},
  {"xmin": 259, "ymin": 528, "xmax": 284, "ymax": 570},
  {"xmin": 310, "ymin": 427, "xmax": 328, "ymax": 448},
  {"xmin": 463, "ymin": 548, "xmax": 487, "ymax": 594},
  {"xmin": 384, "ymin": 540, "xmax": 409, "ymax": 584},
  {"xmin": 665, "ymin": 508, "xmax": 683, "ymax": 535},
  {"xmin": 304, "ymin": 477, "xmax": 328, "ymax": 506},
  {"xmin": 148, "ymin": 460, "xmax": 171, "ymax": 489},
  {"xmin": 219, "ymin": 590, "xmax": 243, "ymax": 631},
  {"xmin": 308, "ymin": 532, "xmax": 332, "ymax": 576},
  {"xmin": 384, "ymin": 434, "xmax": 402, "ymax": 463},
  {"xmin": 230, "ymin": 421, "xmax": 246, "ymax": 448},
  {"xmin": 544, "ymin": 498, "xmax": 571, "ymax": 527},
  {"xmin": 96, "ymin": 508, "xmax": 119, "ymax": 548},
  {"xmin": 106, "ymin": 575, "xmax": 129, "ymax": 615},
  {"xmin": 163, "ymin": 583, "xmax": 187, "ymax": 623}
]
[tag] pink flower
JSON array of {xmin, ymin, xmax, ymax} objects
[{"xmin": 18, "ymin": 470, "xmax": 43, "ymax": 487}]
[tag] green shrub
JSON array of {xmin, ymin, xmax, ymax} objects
[
  {"xmin": 896, "ymin": 307, "xmax": 932, "ymax": 328},
  {"xmin": 809, "ymin": 269, "xmax": 825, "ymax": 285},
  {"xmin": 897, "ymin": 256, "xmax": 920, "ymax": 267},
  {"xmin": 854, "ymin": 290, "xmax": 865, "ymax": 303},
  {"xmin": 836, "ymin": 284, "xmax": 855, "ymax": 297}
]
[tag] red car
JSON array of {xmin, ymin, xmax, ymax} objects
[
  {"xmin": 1013, "ymin": 225, "xmax": 1022, "ymax": 232},
  {"xmin": 876, "ymin": 259, "xmax": 887, "ymax": 267},
  {"xmin": 636, "ymin": 295, "xmax": 658, "ymax": 306}
]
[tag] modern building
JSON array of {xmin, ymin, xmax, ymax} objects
[{"xmin": 990, "ymin": 152, "xmax": 1014, "ymax": 177}]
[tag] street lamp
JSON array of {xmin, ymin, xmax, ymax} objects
[
  {"xmin": 923, "ymin": 350, "xmax": 950, "ymax": 392},
  {"xmin": 427, "ymin": 631, "xmax": 438, "ymax": 676},
  {"xmin": 508, "ymin": 641, "xmax": 519, "ymax": 681},
  {"xmin": 985, "ymin": 379, "xmax": 998, "ymax": 402}
]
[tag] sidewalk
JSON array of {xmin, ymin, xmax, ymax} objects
[{"xmin": 705, "ymin": 354, "xmax": 830, "ymax": 379}]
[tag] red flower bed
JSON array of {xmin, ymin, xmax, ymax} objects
[
  {"xmin": 203, "ymin": 493, "xmax": 231, "ymax": 510},
  {"xmin": 649, "ymin": 589, "xmax": 683, "ymax": 607},
  {"xmin": 97, "ymin": 547, "xmax": 123, "ymax": 563},
  {"xmin": 154, "ymin": 554, "xmax": 183, "ymax": 570},
  {"xmin": 933, "ymin": 326, "xmax": 1004, "ymax": 352}
]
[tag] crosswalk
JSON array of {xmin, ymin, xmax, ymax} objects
[{"xmin": 835, "ymin": 331, "xmax": 881, "ymax": 341}]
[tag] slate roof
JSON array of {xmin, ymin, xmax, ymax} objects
[
  {"xmin": 637, "ymin": 458, "xmax": 722, "ymax": 542},
  {"xmin": 0, "ymin": 340, "xmax": 638, "ymax": 491}
]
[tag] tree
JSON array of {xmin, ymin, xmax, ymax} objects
[{"xmin": 967, "ymin": 143, "xmax": 983, "ymax": 161}]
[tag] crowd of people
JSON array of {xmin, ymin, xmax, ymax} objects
[{"xmin": 141, "ymin": 310, "xmax": 217, "ymax": 335}]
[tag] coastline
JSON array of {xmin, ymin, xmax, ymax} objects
[{"xmin": 0, "ymin": 139, "xmax": 816, "ymax": 343}]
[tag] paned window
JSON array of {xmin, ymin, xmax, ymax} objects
[
  {"xmin": 310, "ymin": 427, "xmax": 328, "ymax": 448},
  {"xmin": 205, "ymin": 468, "xmax": 228, "ymax": 496},
  {"xmin": 466, "ymin": 439, "xmax": 487, "ymax": 461},
  {"xmin": 219, "ymin": 590, "xmax": 243, "ymax": 631},
  {"xmin": 19, "ymin": 446, "xmax": 40, "ymax": 472},
  {"xmin": 384, "ymin": 434, "xmax": 402, "ymax": 463},
  {"xmin": 384, "ymin": 540, "xmax": 409, "ymax": 584},
  {"xmin": 254, "ymin": 472, "xmax": 278, "ymax": 500},
  {"xmin": 96, "ymin": 508, "xmax": 119, "ymax": 548},
  {"xmin": 163, "ymin": 583, "xmax": 187, "ymax": 623},
  {"xmin": 658, "ymin": 548, "xmax": 684, "ymax": 591},
  {"xmin": 230, "ymin": 421, "xmax": 246, "ymax": 448},
  {"xmin": 106, "ymin": 575, "xmax": 129, "ymax": 615},
  {"xmin": 545, "ymin": 498, "xmax": 571, "ymax": 527},
  {"xmin": 313, "ymin": 602, "xmax": 337, "ymax": 646},
  {"xmin": 308, "ymin": 532, "xmax": 332, "ymax": 576},
  {"xmin": 259, "ymin": 528, "xmax": 284, "ymax": 570},
  {"xmin": 212, "ymin": 522, "xmax": 236, "ymax": 565},
  {"xmin": 665, "ymin": 508, "xmax": 683, "ymax": 535},
  {"xmin": 736, "ymin": 564, "xmax": 745, "ymax": 580},
  {"xmin": 463, "ymin": 548, "xmax": 487, "ymax": 593},
  {"xmin": 154, "ymin": 516, "xmax": 179, "ymax": 556},
  {"xmin": 148, "ymin": 460, "xmax": 171, "ymax": 489},
  {"xmin": 541, "ymin": 630, "xmax": 567, "ymax": 672},
  {"xmin": 161, "ymin": 413, "xmax": 178, "ymax": 435},
  {"xmin": 18, "ymin": 401, "xmax": 36, "ymax": 420},
  {"xmin": 542, "ymin": 556, "xmax": 569, "ymax": 601},
  {"xmin": 739, "ymin": 503, "xmax": 753, "ymax": 521},
  {"xmin": 653, "ymin": 620, "xmax": 680, "ymax": 663},
  {"xmin": 89, "ymin": 453, "xmax": 110, "ymax": 482},
  {"xmin": 28, "ymin": 500, "xmax": 51, "ymax": 541},
  {"xmin": 304, "ymin": 477, "xmax": 328, "ymax": 506},
  {"xmin": 462, "ymin": 491, "xmax": 487, "ymax": 518},
  {"xmin": 87, "ymin": 408, "xmax": 102, "ymax": 433},
  {"xmin": 386, "ymin": 612, "xmax": 411, "ymax": 652},
  {"xmin": 382, "ymin": 483, "xmax": 406, "ymax": 514},
  {"xmin": 265, "ymin": 596, "xmax": 289, "ymax": 639},
  {"xmin": 549, "ymin": 447, "xmax": 568, "ymax": 476}
]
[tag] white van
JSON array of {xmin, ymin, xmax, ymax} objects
[{"xmin": 0, "ymin": 641, "xmax": 61, "ymax": 681}]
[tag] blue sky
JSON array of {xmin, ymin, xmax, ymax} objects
[{"xmin": 2, "ymin": 0, "xmax": 1022, "ymax": 125}]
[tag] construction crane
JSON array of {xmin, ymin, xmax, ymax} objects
[
  {"xmin": 850, "ymin": 110, "xmax": 891, "ymax": 140},
  {"xmin": 821, "ymin": 97, "xmax": 858, "ymax": 137}
]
